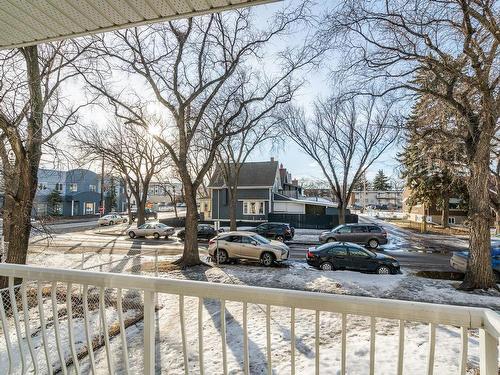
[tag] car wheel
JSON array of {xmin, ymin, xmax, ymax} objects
[
  {"xmin": 275, "ymin": 235, "xmax": 284, "ymax": 242},
  {"xmin": 377, "ymin": 266, "xmax": 391, "ymax": 275},
  {"xmin": 320, "ymin": 262, "xmax": 334, "ymax": 271},
  {"xmin": 128, "ymin": 231, "xmax": 135, "ymax": 239},
  {"xmin": 368, "ymin": 239, "xmax": 379, "ymax": 249},
  {"xmin": 165, "ymin": 236, "xmax": 169, "ymax": 240},
  {"xmin": 327, "ymin": 238, "xmax": 336, "ymax": 243},
  {"xmin": 109, "ymin": 221, "xmax": 114, "ymax": 226},
  {"xmin": 261, "ymin": 252, "xmax": 275, "ymax": 267},
  {"xmin": 215, "ymin": 249, "xmax": 228, "ymax": 264},
  {"xmin": 154, "ymin": 232, "xmax": 160, "ymax": 240}
]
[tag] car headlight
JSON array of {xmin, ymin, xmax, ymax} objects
[
  {"xmin": 391, "ymin": 262, "xmax": 399, "ymax": 267},
  {"xmin": 281, "ymin": 249, "xmax": 287, "ymax": 255}
]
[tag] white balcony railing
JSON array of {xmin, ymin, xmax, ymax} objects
[{"xmin": 0, "ymin": 263, "xmax": 498, "ymax": 374}]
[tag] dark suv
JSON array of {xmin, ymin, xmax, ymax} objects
[
  {"xmin": 306, "ymin": 242, "xmax": 400, "ymax": 274},
  {"xmin": 318, "ymin": 223, "xmax": 387, "ymax": 248},
  {"xmin": 250, "ymin": 222, "xmax": 295, "ymax": 242}
]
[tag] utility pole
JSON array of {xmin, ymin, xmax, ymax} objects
[{"xmin": 100, "ymin": 153, "xmax": 105, "ymax": 216}]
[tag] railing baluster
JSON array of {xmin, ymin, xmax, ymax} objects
[
  {"xmin": 458, "ymin": 327, "xmax": 467, "ymax": 375},
  {"xmin": 266, "ymin": 304, "xmax": 272, "ymax": 375},
  {"xmin": 341, "ymin": 313, "xmax": 346, "ymax": 375},
  {"xmin": 243, "ymin": 302, "xmax": 249, "ymax": 375},
  {"xmin": 117, "ymin": 288, "xmax": 130, "ymax": 374},
  {"xmin": 51, "ymin": 281, "xmax": 67, "ymax": 375},
  {"xmin": 21, "ymin": 281, "xmax": 38, "ymax": 372},
  {"xmin": 291, "ymin": 307, "xmax": 296, "ymax": 375},
  {"xmin": 37, "ymin": 281, "xmax": 51, "ymax": 373},
  {"xmin": 479, "ymin": 327, "xmax": 498, "ymax": 375},
  {"xmin": 198, "ymin": 297, "xmax": 204, "ymax": 375},
  {"xmin": 426, "ymin": 323, "xmax": 436, "ymax": 375},
  {"xmin": 369, "ymin": 317, "xmax": 375, "ymax": 375},
  {"xmin": 220, "ymin": 299, "xmax": 228, "ymax": 375},
  {"xmin": 143, "ymin": 290, "xmax": 155, "ymax": 375},
  {"xmin": 179, "ymin": 295, "xmax": 188, "ymax": 375},
  {"xmin": 0, "ymin": 285, "xmax": 13, "ymax": 374},
  {"xmin": 66, "ymin": 282, "xmax": 80, "ymax": 374},
  {"xmin": 82, "ymin": 285, "xmax": 96, "ymax": 374},
  {"xmin": 397, "ymin": 320, "xmax": 405, "ymax": 375},
  {"xmin": 99, "ymin": 287, "xmax": 114, "ymax": 373},
  {"xmin": 315, "ymin": 310, "xmax": 320, "ymax": 375},
  {"xmin": 9, "ymin": 277, "xmax": 26, "ymax": 374}
]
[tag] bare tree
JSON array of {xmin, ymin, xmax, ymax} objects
[
  {"xmin": 216, "ymin": 116, "xmax": 281, "ymax": 231},
  {"xmin": 80, "ymin": 5, "xmax": 319, "ymax": 266},
  {"xmin": 72, "ymin": 120, "xmax": 169, "ymax": 226},
  {"xmin": 327, "ymin": 0, "xmax": 499, "ymax": 289},
  {"xmin": 0, "ymin": 42, "xmax": 90, "ymax": 285},
  {"xmin": 283, "ymin": 96, "xmax": 398, "ymax": 223}
]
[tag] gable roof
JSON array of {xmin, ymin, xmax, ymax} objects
[{"xmin": 209, "ymin": 161, "xmax": 279, "ymax": 188}]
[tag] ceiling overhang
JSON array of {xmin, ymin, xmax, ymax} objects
[{"xmin": 0, "ymin": 0, "xmax": 279, "ymax": 50}]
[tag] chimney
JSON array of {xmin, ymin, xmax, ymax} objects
[
  {"xmin": 292, "ymin": 179, "xmax": 298, "ymax": 186},
  {"xmin": 270, "ymin": 157, "xmax": 275, "ymax": 162}
]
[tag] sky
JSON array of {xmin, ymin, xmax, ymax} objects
[{"xmin": 43, "ymin": 0, "xmax": 403, "ymax": 184}]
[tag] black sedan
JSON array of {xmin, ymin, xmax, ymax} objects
[
  {"xmin": 177, "ymin": 224, "xmax": 219, "ymax": 241},
  {"xmin": 306, "ymin": 242, "xmax": 400, "ymax": 274}
]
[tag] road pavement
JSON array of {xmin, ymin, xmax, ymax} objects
[{"xmin": 26, "ymin": 216, "xmax": 464, "ymax": 272}]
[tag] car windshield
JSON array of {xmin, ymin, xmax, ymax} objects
[
  {"xmin": 252, "ymin": 234, "xmax": 270, "ymax": 244},
  {"xmin": 331, "ymin": 225, "xmax": 342, "ymax": 232},
  {"xmin": 138, "ymin": 224, "xmax": 148, "ymax": 229},
  {"xmin": 156, "ymin": 223, "xmax": 167, "ymax": 228}
]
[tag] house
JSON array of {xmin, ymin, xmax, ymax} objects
[
  {"xmin": 207, "ymin": 158, "xmax": 341, "ymax": 223},
  {"xmin": 32, "ymin": 168, "xmax": 127, "ymax": 217},
  {"xmin": 402, "ymin": 188, "xmax": 468, "ymax": 225},
  {"xmin": 349, "ymin": 190, "xmax": 403, "ymax": 210}
]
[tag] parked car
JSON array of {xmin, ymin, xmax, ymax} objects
[
  {"xmin": 130, "ymin": 208, "xmax": 158, "ymax": 221},
  {"xmin": 98, "ymin": 214, "xmax": 127, "ymax": 226},
  {"xmin": 127, "ymin": 223, "xmax": 175, "ymax": 239},
  {"xmin": 249, "ymin": 222, "xmax": 295, "ymax": 242},
  {"xmin": 319, "ymin": 223, "xmax": 388, "ymax": 248},
  {"xmin": 177, "ymin": 224, "xmax": 219, "ymax": 241},
  {"xmin": 208, "ymin": 231, "xmax": 289, "ymax": 266},
  {"xmin": 306, "ymin": 242, "xmax": 400, "ymax": 274},
  {"xmin": 108, "ymin": 212, "xmax": 129, "ymax": 222},
  {"xmin": 450, "ymin": 243, "xmax": 500, "ymax": 281}
]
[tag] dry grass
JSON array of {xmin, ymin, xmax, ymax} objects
[{"xmin": 386, "ymin": 219, "xmax": 469, "ymax": 236}]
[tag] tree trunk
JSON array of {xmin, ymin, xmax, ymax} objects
[
  {"xmin": 338, "ymin": 201, "xmax": 346, "ymax": 225},
  {"xmin": 441, "ymin": 192, "xmax": 450, "ymax": 228},
  {"xmin": 460, "ymin": 134, "xmax": 496, "ymax": 290},
  {"xmin": 178, "ymin": 182, "xmax": 201, "ymax": 266},
  {"xmin": 136, "ymin": 197, "xmax": 146, "ymax": 227},
  {"xmin": 228, "ymin": 187, "xmax": 238, "ymax": 231}
]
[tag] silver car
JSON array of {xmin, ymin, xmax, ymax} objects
[
  {"xmin": 127, "ymin": 223, "xmax": 175, "ymax": 239},
  {"xmin": 98, "ymin": 214, "xmax": 127, "ymax": 226},
  {"xmin": 208, "ymin": 231, "xmax": 289, "ymax": 266}
]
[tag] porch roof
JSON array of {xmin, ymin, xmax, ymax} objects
[{"xmin": 0, "ymin": 0, "xmax": 277, "ymax": 49}]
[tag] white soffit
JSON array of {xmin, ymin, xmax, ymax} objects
[{"xmin": 0, "ymin": 0, "xmax": 279, "ymax": 49}]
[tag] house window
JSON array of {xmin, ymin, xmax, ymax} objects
[
  {"xmin": 55, "ymin": 183, "xmax": 63, "ymax": 191},
  {"xmin": 69, "ymin": 183, "xmax": 78, "ymax": 192},
  {"xmin": 243, "ymin": 200, "xmax": 265, "ymax": 215},
  {"xmin": 448, "ymin": 217, "xmax": 455, "ymax": 225},
  {"xmin": 84, "ymin": 202, "xmax": 94, "ymax": 214},
  {"xmin": 38, "ymin": 182, "xmax": 47, "ymax": 190},
  {"xmin": 89, "ymin": 184, "xmax": 96, "ymax": 192}
]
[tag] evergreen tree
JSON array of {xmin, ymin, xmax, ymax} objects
[
  {"xmin": 399, "ymin": 86, "xmax": 468, "ymax": 228},
  {"xmin": 47, "ymin": 189, "xmax": 62, "ymax": 216},
  {"xmin": 372, "ymin": 170, "xmax": 391, "ymax": 191},
  {"xmin": 352, "ymin": 173, "xmax": 370, "ymax": 191}
]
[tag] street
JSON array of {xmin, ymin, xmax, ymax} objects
[{"xmin": 24, "ymin": 215, "xmax": 464, "ymax": 272}]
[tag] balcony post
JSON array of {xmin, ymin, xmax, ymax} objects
[
  {"xmin": 144, "ymin": 291, "xmax": 155, "ymax": 375},
  {"xmin": 479, "ymin": 328, "xmax": 498, "ymax": 374}
]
